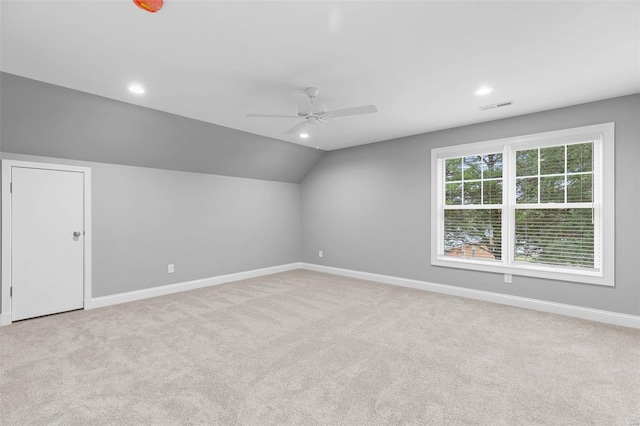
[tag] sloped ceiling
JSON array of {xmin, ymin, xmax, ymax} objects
[
  {"xmin": 1, "ymin": 73, "xmax": 324, "ymax": 183},
  {"xmin": 1, "ymin": 1, "xmax": 638, "ymax": 151}
]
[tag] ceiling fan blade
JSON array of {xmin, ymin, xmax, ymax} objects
[
  {"xmin": 285, "ymin": 121, "xmax": 309, "ymax": 135},
  {"xmin": 246, "ymin": 114, "xmax": 300, "ymax": 118},
  {"xmin": 323, "ymin": 105, "xmax": 378, "ymax": 118}
]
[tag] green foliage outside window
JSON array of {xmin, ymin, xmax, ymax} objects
[{"xmin": 443, "ymin": 142, "xmax": 594, "ymax": 268}]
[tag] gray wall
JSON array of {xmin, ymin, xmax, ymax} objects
[
  {"xmin": 0, "ymin": 72, "xmax": 319, "ymax": 309},
  {"xmin": 3, "ymin": 153, "xmax": 301, "ymax": 298},
  {"xmin": 301, "ymin": 94, "xmax": 640, "ymax": 316},
  {"xmin": 1, "ymin": 72, "xmax": 638, "ymax": 317},
  {"xmin": 0, "ymin": 72, "xmax": 324, "ymax": 184}
]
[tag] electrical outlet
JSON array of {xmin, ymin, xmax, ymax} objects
[
  {"xmin": 319, "ymin": 250, "xmax": 323, "ymax": 258},
  {"xmin": 504, "ymin": 273, "xmax": 512, "ymax": 283},
  {"xmin": 168, "ymin": 264, "xmax": 175, "ymax": 274}
]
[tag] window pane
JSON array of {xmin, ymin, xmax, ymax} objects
[
  {"xmin": 483, "ymin": 153, "xmax": 503, "ymax": 178},
  {"xmin": 567, "ymin": 174, "xmax": 592, "ymax": 203},
  {"xmin": 446, "ymin": 158, "xmax": 463, "ymax": 181},
  {"xmin": 516, "ymin": 178, "xmax": 538, "ymax": 203},
  {"xmin": 515, "ymin": 208, "xmax": 594, "ymax": 268},
  {"xmin": 567, "ymin": 142, "xmax": 592, "ymax": 173},
  {"xmin": 444, "ymin": 209, "xmax": 502, "ymax": 260},
  {"xmin": 483, "ymin": 180, "xmax": 502, "ymax": 204},
  {"xmin": 463, "ymin": 156, "xmax": 482, "ymax": 180},
  {"xmin": 516, "ymin": 149, "xmax": 538, "ymax": 177},
  {"xmin": 446, "ymin": 183, "xmax": 462, "ymax": 205},
  {"xmin": 463, "ymin": 181, "xmax": 482, "ymax": 205},
  {"xmin": 540, "ymin": 176, "xmax": 565, "ymax": 203},
  {"xmin": 540, "ymin": 146, "xmax": 565, "ymax": 175}
]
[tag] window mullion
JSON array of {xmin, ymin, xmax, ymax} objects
[
  {"xmin": 480, "ymin": 157, "xmax": 484, "ymax": 205},
  {"xmin": 537, "ymin": 148, "xmax": 541, "ymax": 204},
  {"xmin": 564, "ymin": 144, "xmax": 568, "ymax": 204},
  {"xmin": 504, "ymin": 144, "xmax": 514, "ymax": 267}
]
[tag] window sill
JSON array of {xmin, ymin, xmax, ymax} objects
[{"xmin": 431, "ymin": 256, "xmax": 613, "ymax": 287}]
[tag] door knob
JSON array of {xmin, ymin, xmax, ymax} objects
[{"xmin": 73, "ymin": 231, "xmax": 82, "ymax": 237}]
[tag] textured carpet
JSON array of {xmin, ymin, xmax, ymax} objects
[{"xmin": 1, "ymin": 269, "xmax": 639, "ymax": 425}]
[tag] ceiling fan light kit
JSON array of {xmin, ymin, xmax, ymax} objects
[{"xmin": 246, "ymin": 87, "xmax": 378, "ymax": 141}]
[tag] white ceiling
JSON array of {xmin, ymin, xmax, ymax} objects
[{"xmin": 2, "ymin": 1, "xmax": 639, "ymax": 151}]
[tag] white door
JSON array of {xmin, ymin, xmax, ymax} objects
[{"xmin": 11, "ymin": 166, "xmax": 85, "ymax": 321}]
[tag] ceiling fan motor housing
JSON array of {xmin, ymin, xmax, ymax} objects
[{"xmin": 305, "ymin": 87, "xmax": 320, "ymax": 98}]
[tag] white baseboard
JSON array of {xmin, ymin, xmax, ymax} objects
[
  {"xmin": 0, "ymin": 312, "xmax": 11, "ymax": 326},
  {"xmin": 300, "ymin": 263, "xmax": 640, "ymax": 329},
  {"xmin": 5, "ymin": 261, "xmax": 638, "ymax": 329},
  {"xmin": 85, "ymin": 263, "xmax": 302, "ymax": 310}
]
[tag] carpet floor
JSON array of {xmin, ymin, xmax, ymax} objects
[{"xmin": 1, "ymin": 270, "xmax": 639, "ymax": 425}]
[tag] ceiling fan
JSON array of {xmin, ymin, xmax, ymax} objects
[{"xmin": 246, "ymin": 87, "xmax": 378, "ymax": 138}]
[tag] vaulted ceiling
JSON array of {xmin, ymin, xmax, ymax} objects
[{"xmin": 2, "ymin": 1, "xmax": 638, "ymax": 151}]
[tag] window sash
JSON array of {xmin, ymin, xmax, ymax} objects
[{"xmin": 512, "ymin": 207, "xmax": 596, "ymax": 270}]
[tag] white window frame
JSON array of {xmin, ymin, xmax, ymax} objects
[{"xmin": 431, "ymin": 123, "xmax": 615, "ymax": 286}]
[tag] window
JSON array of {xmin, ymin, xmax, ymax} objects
[{"xmin": 431, "ymin": 123, "xmax": 614, "ymax": 286}]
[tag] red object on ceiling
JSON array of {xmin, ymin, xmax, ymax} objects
[{"xmin": 133, "ymin": 0, "xmax": 163, "ymax": 13}]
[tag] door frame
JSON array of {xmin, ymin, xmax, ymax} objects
[{"xmin": 1, "ymin": 160, "xmax": 92, "ymax": 325}]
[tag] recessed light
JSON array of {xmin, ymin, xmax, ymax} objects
[
  {"xmin": 474, "ymin": 86, "xmax": 494, "ymax": 96},
  {"xmin": 128, "ymin": 84, "xmax": 145, "ymax": 94},
  {"xmin": 299, "ymin": 133, "xmax": 309, "ymax": 139}
]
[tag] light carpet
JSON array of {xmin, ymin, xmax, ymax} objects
[{"xmin": 1, "ymin": 269, "xmax": 639, "ymax": 425}]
